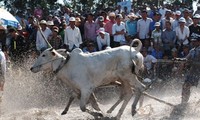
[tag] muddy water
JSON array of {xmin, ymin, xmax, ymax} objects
[{"xmin": 0, "ymin": 59, "xmax": 200, "ymax": 120}]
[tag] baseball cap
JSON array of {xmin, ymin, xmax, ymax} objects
[
  {"xmin": 128, "ymin": 12, "xmax": 138, "ymax": 18},
  {"xmin": 97, "ymin": 27, "xmax": 105, "ymax": 34},
  {"xmin": 40, "ymin": 20, "xmax": 47, "ymax": 25},
  {"xmin": 69, "ymin": 17, "xmax": 76, "ymax": 22},
  {"xmin": 192, "ymin": 14, "xmax": 200, "ymax": 19},
  {"xmin": 179, "ymin": 17, "xmax": 186, "ymax": 23},
  {"xmin": 175, "ymin": 11, "xmax": 181, "ymax": 16},
  {"xmin": 109, "ymin": 12, "xmax": 115, "ymax": 17},
  {"xmin": 98, "ymin": 16, "xmax": 104, "ymax": 22},
  {"xmin": 154, "ymin": 22, "xmax": 160, "ymax": 26}
]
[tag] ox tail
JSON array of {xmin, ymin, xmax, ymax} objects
[
  {"xmin": 130, "ymin": 39, "xmax": 142, "ymax": 52},
  {"xmin": 130, "ymin": 39, "xmax": 143, "ymax": 75}
]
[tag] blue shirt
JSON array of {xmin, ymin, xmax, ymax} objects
[
  {"xmin": 151, "ymin": 49, "xmax": 163, "ymax": 59},
  {"xmin": 126, "ymin": 20, "xmax": 137, "ymax": 36}
]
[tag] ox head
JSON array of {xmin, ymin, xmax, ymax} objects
[{"xmin": 30, "ymin": 48, "xmax": 66, "ymax": 73}]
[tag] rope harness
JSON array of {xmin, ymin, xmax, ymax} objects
[{"xmin": 33, "ymin": 53, "xmax": 70, "ymax": 74}]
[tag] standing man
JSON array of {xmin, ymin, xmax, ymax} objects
[
  {"xmin": 105, "ymin": 12, "xmax": 116, "ymax": 48},
  {"xmin": 137, "ymin": 10, "xmax": 152, "ymax": 45},
  {"xmin": 126, "ymin": 13, "xmax": 138, "ymax": 38},
  {"xmin": 64, "ymin": 17, "xmax": 82, "ymax": 51},
  {"xmin": 181, "ymin": 37, "xmax": 200, "ymax": 104},
  {"xmin": 84, "ymin": 13, "xmax": 98, "ymax": 42},
  {"xmin": 112, "ymin": 14, "xmax": 126, "ymax": 47},
  {"xmin": 189, "ymin": 14, "xmax": 200, "ymax": 42},
  {"xmin": 36, "ymin": 20, "xmax": 52, "ymax": 52}
]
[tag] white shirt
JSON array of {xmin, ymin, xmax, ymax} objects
[
  {"xmin": 112, "ymin": 22, "xmax": 126, "ymax": 42},
  {"xmin": 137, "ymin": 18, "xmax": 152, "ymax": 39},
  {"xmin": 175, "ymin": 26, "xmax": 190, "ymax": 45},
  {"xmin": 97, "ymin": 32, "xmax": 110, "ymax": 51},
  {"xmin": 144, "ymin": 55, "xmax": 157, "ymax": 71},
  {"xmin": 151, "ymin": 29, "xmax": 162, "ymax": 46},
  {"xmin": 64, "ymin": 26, "xmax": 82, "ymax": 50},
  {"xmin": 36, "ymin": 27, "xmax": 52, "ymax": 51},
  {"xmin": 0, "ymin": 50, "xmax": 6, "ymax": 78}
]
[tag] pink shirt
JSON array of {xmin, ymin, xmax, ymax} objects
[
  {"xmin": 105, "ymin": 20, "xmax": 116, "ymax": 36},
  {"xmin": 34, "ymin": 8, "xmax": 43, "ymax": 18},
  {"xmin": 84, "ymin": 21, "xmax": 98, "ymax": 41}
]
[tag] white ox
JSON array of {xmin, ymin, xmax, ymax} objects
[{"xmin": 30, "ymin": 39, "xmax": 145, "ymax": 119}]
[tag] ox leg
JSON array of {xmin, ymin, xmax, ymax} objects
[
  {"xmin": 80, "ymin": 89, "xmax": 93, "ymax": 112},
  {"xmin": 90, "ymin": 93, "xmax": 101, "ymax": 111},
  {"xmin": 61, "ymin": 95, "xmax": 75, "ymax": 115},
  {"xmin": 131, "ymin": 88, "xmax": 142, "ymax": 116},
  {"xmin": 80, "ymin": 89, "xmax": 104, "ymax": 118},
  {"xmin": 115, "ymin": 83, "xmax": 133, "ymax": 120},
  {"xmin": 107, "ymin": 83, "xmax": 125, "ymax": 113}
]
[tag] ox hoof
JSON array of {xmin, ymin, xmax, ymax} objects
[
  {"xmin": 132, "ymin": 109, "xmax": 137, "ymax": 116},
  {"xmin": 107, "ymin": 110, "xmax": 112, "ymax": 113},
  {"xmin": 61, "ymin": 111, "xmax": 67, "ymax": 115}
]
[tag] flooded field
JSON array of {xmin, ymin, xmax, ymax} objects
[{"xmin": 0, "ymin": 59, "xmax": 200, "ymax": 120}]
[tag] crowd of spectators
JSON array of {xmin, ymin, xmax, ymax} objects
[{"xmin": 0, "ymin": 3, "xmax": 199, "ymax": 74}]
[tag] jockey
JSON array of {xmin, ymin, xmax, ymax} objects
[{"xmin": 181, "ymin": 36, "xmax": 200, "ymax": 104}]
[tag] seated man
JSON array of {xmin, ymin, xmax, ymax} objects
[{"xmin": 141, "ymin": 47, "xmax": 157, "ymax": 81}]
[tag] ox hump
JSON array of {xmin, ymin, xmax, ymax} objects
[{"xmin": 71, "ymin": 48, "xmax": 83, "ymax": 54}]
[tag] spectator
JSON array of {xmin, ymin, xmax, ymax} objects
[
  {"xmin": 105, "ymin": 12, "xmax": 116, "ymax": 48},
  {"xmin": 189, "ymin": 14, "xmax": 200, "ymax": 42},
  {"xmin": 46, "ymin": 20, "xmax": 54, "ymax": 31},
  {"xmin": 8, "ymin": 28, "xmax": 27, "ymax": 63},
  {"xmin": 0, "ymin": 26, "xmax": 7, "ymax": 51},
  {"xmin": 126, "ymin": 13, "xmax": 138, "ymax": 38},
  {"xmin": 48, "ymin": 26, "xmax": 63, "ymax": 49},
  {"xmin": 149, "ymin": 12, "xmax": 162, "ymax": 33},
  {"xmin": 172, "ymin": 11, "xmax": 182, "ymax": 30},
  {"xmin": 161, "ymin": 21, "xmax": 176, "ymax": 53},
  {"xmin": 83, "ymin": 42, "xmax": 97, "ymax": 53},
  {"xmin": 64, "ymin": 17, "xmax": 82, "ymax": 51},
  {"xmin": 171, "ymin": 47, "xmax": 178, "ymax": 59},
  {"xmin": 96, "ymin": 16, "xmax": 105, "ymax": 29},
  {"xmin": 84, "ymin": 13, "xmax": 98, "ymax": 42},
  {"xmin": 96, "ymin": 28, "xmax": 110, "ymax": 51},
  {"xmin": 161, "ymin": 9, "xmax": 174, "ymax": 30},
  {"xmin": 179, "ymin": 44, "xmax": 190, "ymax": 58},
  {"xmin": 151, "ymin": 45, "xmax": 163, "ymax": 59},
  {"xmin": 194, "ymin": 5, "xmax": 200, "ymax": 15},
  {"xmin": 34, "ymin": 5, "xmax": 43, "ymax": 19},
  {"xmin": 36, "ymin": 20, "xmax": 52, "ymax": 52},
  {"xmin": 141, "ymin": 47, "xmax": 157, "ymax": 79},
  {"xmin": 101, "ymin": 11, "xmax": 109, "ymax": 23},
  {"xmin": 75, "ymin": 17, "xmax": 84, "ymax": 42},
  {"xmin": 112, "ymin": 14, "xmax": 126, "ymax": 47},
  {"xmin": 151, "ymin": 22, "xmax": 162, "ymax": 47},
  {"xmin": 137, "ymin": 10, "xmax": 152, "ymax": 45},
  {"xmin": 175, "ymin": 17, "xmax": 190, "ymax": 52},
  {"xmin": 159, "ymin": 5, "xmax": 167, "ymax": 19},
  {"xmin": 183, "ymin": 8, "xmax": 193, "ymax": 27}
]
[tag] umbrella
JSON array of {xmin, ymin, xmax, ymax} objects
[{"xmin": 0, "ymin": 8, "xmax": 19, "ymax": 28}]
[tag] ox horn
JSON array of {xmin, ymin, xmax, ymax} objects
[{"xmin": 35, "ymin": 17, "xmax": 53, "ymax": 49}]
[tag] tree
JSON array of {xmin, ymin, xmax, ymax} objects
[{"xmin": 0, "ymin": 0, "xmax": 58, "ymax": 14}]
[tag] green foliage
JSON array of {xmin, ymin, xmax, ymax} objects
[{"xmin": 0, "ymin": 0, "xmax": 58, "ymax": 13}]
